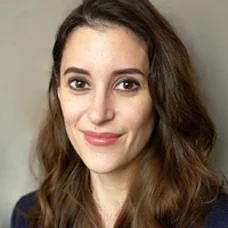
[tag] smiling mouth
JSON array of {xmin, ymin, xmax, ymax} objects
[{"xmin": 82, "ymin": 131, "xmax": 121, "ymax": 146}]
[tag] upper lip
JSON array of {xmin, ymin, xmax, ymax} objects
[{"xmin": 82, "ymin": 131, "xmax": 121, "ymax": 138}]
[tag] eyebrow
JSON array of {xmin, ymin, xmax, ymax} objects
[{"xmin": 63, "ymin": 67, "xmax": 146, "ymax": 78}]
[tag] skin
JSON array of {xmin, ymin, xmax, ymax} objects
[{"xmin": 58, "ymin": 25, "xmax": 155, "ymax": 227}]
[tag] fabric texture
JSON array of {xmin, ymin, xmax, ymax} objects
[
  {"xmin": 10, "ymin": 191, "xmax": 36, "ymax": 228},
  {"xmin": 10, "ymin": 191, "xmax": 228, "ymax": 228}
]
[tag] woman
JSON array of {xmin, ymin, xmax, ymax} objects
[{"xmin": 10, "ymin": 0, "xmax": 228, "ymax": 227}]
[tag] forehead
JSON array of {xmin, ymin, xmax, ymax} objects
[{"xmin": 60, "ymin": 25, "xmax": 149, "ymax": 75}]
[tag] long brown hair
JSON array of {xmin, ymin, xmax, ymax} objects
[{"xmin": 24, "ymin": 0, "xmax": 223, "ymax": 227}]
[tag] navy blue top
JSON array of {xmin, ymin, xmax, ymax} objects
[{"xmin": 10, "ymin": 191, "xmax": 228, "ymax": 227}]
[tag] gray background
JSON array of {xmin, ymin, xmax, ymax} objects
[{"xmin": 0, "ymin": 0, "xmax": 227, "ymax": 227}]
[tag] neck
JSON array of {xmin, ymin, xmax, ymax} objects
[
  {"xmin": 90, "ymin": 169, "xmax": 132, "ymax": 227},
  {"xmin": 91, "ymin": 171, "xmax": 129, "ymax": 208}
]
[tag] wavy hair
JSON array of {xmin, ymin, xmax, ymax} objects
[{"xmin": 24, "ymin": 0, "xmax": 223, "ymax": 227}]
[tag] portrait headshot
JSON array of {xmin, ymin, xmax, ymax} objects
[{"xmin": 1, "ymin": 0, "xmax": 227, "ymax": 228}]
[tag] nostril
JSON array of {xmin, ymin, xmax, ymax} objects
[{"xmin": 87, "ymin": 103, "xmax": 115, "ymax": 125}]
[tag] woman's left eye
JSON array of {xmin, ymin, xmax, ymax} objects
[{"xmin": 115, "ymin": 80, "xmax": 139, "ymax": 91}]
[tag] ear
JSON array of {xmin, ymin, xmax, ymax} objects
[
  {"xmin": 57, "ymin": 87, "xmax": 61, "ymax": 101},
  {"xmin": 54, "ymin": 69, "xmax": 61, "ymax": 101}
]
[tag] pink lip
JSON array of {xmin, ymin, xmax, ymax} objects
[{"xmin": 83, "ymin": 131, "xmax": 121, "ymax": 146}]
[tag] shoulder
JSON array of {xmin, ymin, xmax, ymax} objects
[
  {"xmin": 205, "ymin": 193, "xmax": 228, "ymax": 228},
  {"xmin": 10, "ymin": 191, "xmax": 37, "ymax": 228}
]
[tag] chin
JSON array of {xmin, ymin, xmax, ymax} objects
[
  {"xmin": 88, "ymin": 164, "xmax": 117, "ymax": 175},
  {"xmin": 83, "ymin": 159, "xmax": 121, "ymax": 175},
  {"xmin": 89, "ymin": 168, "xmax": 114, "ymax": 175}
]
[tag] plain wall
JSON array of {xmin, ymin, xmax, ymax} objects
[{"xmin": 0, "ymin": 1, "xmax": 227, "ymax": 227}]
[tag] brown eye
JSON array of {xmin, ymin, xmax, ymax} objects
[
  {"xmin": 116, "ymin": 80, "xmax": 139, "ymax": 91},
  {"xmin": 69, "ymin": 78, "xmax": 90, "ymax": 90},
  {"xmin": 123, "ymin": 81, "xmax": 134, "ymax": 89}
]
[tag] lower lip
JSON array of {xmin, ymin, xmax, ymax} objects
[{"xmin": 84, "ymin": 134, "xmax": 120, "ymax": 146}]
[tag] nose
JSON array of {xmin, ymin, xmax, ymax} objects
[{"xmin": 87, "ymin": 92, "xmax": 115, "ymax": 125}]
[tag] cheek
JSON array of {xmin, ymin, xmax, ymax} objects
[
  {"xmin": 60, "ymin": 96, "xmax": 88, "ymax": 125},
  {"xmin": 120, "ymin": 96, "xmax": 154, "ymax": 130}
]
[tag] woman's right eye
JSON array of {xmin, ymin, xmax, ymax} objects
[{"xmin": 68, "ymin": 78, "xmax": 90, "ymax": 90}]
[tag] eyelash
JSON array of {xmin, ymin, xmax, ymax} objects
[
  {"xmin": 115, "ymin": 79, "xmax": 140, "ymax": 92},
  {"xmin": 68, "ymin": 77, "xmax": 140, "ymax": 92},
  {"xmin": 68, "ymin": 77, "xmax": 90, "ymax": 90}
]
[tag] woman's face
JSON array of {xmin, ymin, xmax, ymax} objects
[{"xmin": 58, "ymin": 25, "xmax": 155, "ymax": 175}]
